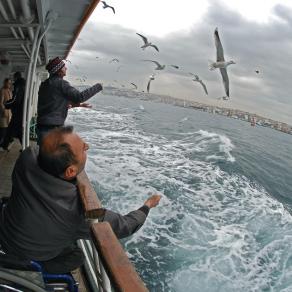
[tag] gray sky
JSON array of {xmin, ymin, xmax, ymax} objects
[{"xmin": 66, "ymin": 0, "xmax": 292, "ymax": 124}]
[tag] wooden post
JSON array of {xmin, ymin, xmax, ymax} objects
[{"xmin": 77, "ymin": 170, "xmax": 104, "ymax": 219}]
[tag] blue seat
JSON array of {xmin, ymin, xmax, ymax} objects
[
  {"xmin": 0, "ymin": 253, "xmax": 78, "ymax": 292},
  {"xmin": 30, "ymin": 261, "xmax": 78, "ymax": 292}
]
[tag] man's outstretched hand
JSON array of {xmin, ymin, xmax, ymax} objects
[
  {"xmin": 144, "ymin": 194, "xmax": 162, "ymax": 209},
  {"xmin": 68, "ymin": 103, "xmax": 92, "ymax": 109}
]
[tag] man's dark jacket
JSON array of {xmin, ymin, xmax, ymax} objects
[
  {"xmin": 4, "ymin": 77, "xmax": 25, "ymax": 136},
  {"xmin": 0, "ymin": 147, "xmax": 147, "ymax": 261},
  {"xmin": 37, "ymin": 76, "xmax": 102, "ymax": 126}
]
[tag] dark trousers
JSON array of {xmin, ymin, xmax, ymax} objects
[
  {"xmin": 36, "ymin": 124, "xmax": 61, "ymax": 145},
  {"xmin": 0, "ymin": 127, "xmax": 7, "ymax": 145},
  {"xmin": 38, "ymin": 244, "xmax": 85, "ymax": 274},
  {"xmin": 1, "ymin": 122, "xmax": 22, "ymax": 149}
]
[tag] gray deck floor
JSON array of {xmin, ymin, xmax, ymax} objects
[{"xmin": 0, "ymin": 141, "xmax": 21, "ymax": 199}]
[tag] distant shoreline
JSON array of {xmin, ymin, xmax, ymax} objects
[{"xmin": 79, "ymin": 85, "xmax": 292, "ymax": 136}]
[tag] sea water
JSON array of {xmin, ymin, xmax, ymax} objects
[{"xmin": 67, "ymin": 93, "xmax": 292, "ymax": 292}]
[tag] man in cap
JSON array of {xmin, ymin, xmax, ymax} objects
[{"xmin": 37, "ymin": 57, "xmax": 103, "ymax": 144}]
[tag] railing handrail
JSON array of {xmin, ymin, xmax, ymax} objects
[
  {"xmin": 91, "ymin": 222, "xmax": 148, "ymax": 292},
  {"xmin": 76, "ymin": 170, "xmax": 149, "ymax": 292},
  {"xmin": 77, "ymin": 170, "xmax": 103, "ymax": 218}
]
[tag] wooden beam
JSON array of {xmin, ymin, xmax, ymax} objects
[
  {"xmin": 91, "ymin": 222, "xmax": 149, "ymax": 292},
  {"xmin": 65, "ymin": 0, "xmax": 101, "ymax": 59},
  {"xmin": 77, "ymin": 170, "xmax": 103, "ymax": 219}
]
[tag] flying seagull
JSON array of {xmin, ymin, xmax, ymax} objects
[
  {"xmin": 189, "ymin": 72, "xmax": 197, "ymax": 77},
  {"xmin": 142, "ymin": 60, "xmax": 165, "ymax": 70},
  {"xmin": 209, "ymin": 27, "xmax": 235, "ymax": 97},
  {"xmin": 101, "ymin": 1, "xmax": 115, "ymax": 14},
  {"xmin": 130, "ymin": 83, "xmax": 138, "ymax": 90},
  {"xmin": 109, "ymin": 58, "xmax": 119, "ymax": 63},
  {"xmin": 136, "ymin": 33, "xmax": 159, "ymax": 52},
  {"xmin": 169, "ymin": 65, "xmax": 179, "ymax": 69},
  {"xmin": 147, "ymin": 74, "xmax": 155, "ymax": 93},
  {"xmin": 192, "ymin": 75, "xmax": 208, "ymax": 95}
]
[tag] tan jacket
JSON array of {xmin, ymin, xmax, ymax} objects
[{"xmin": 0, "ymin": 87, "xmax": 12, "ymax": 128}]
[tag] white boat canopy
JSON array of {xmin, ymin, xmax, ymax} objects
[{"xmin": 0, "ymin": 0, "xmax": 100, "ymax": 73}]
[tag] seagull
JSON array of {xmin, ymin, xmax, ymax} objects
[
  {"xmin": 147, "ymin": 74, "xmax": 155, "ymax": 93},
  {"xmin": 109, "ymin": 58, "xmax": 119, "ymax": 63},
  {"xmin": 209, "ymin": 27, "xmax": 235, "ymax": 97},
  {"xmin": 192, "ymin": 75, "xmax": 208, "ymax": 95},
  {"xmin": 169, "ymin": 65, "xmax": 179, "ymax": 69},
  {"xmin": 136, "ymin": 33, "xmax": 159, "ymax": 52},
  {"xmin": 255, "ymin": 70, "xmax": 260, "ymax": 74},
  {"xmin": 142, "ymin": 60, "xmax": 165, "ymax": 70},
  {"xmin": 101, "ymin": 1, "xmax": 115, "ymax": 14},
  {"xmin": 130, "ymin": 83, "xmax": 138, "ymax": 90}
]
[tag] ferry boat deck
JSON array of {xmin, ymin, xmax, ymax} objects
[{"xmin": 0, "ymin": 0, "xmax": 149, "ymax": 291}]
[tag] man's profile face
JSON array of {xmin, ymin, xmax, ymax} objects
[
  {"xmin": 59, "ymin": 66, "xmax": 67, "ymax": 77},
  {"xmin": 64, "ymin": 133, "xmax": 89, "ymax": 175}
]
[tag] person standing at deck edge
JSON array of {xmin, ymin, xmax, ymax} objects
[{"xmin": 37, "ymin": 57, "xmax": 103, "ymax": 144}]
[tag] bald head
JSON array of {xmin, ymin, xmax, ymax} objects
[{"xmin": 38, "ymin": 126, "xmax": 88, "ymax": 179}]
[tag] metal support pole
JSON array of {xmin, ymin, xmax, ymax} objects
[
  {"xmin": 21, "ymin": 25, "xmax": 40, "ymax": 149},
  {"xmin": 22, "ymin": 11, "xmax": 57, "ymax": 148}
]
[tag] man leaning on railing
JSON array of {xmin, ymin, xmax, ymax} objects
[{"xmin": 0, "ymin": 126, "xmax": 161, "ymax": 274}]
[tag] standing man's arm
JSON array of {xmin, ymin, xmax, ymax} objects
[{"xmin": 60, "ymin": 80, "xmax": 103, "ymax": 104}]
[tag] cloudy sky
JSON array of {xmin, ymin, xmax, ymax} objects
[{"xmin": 66, "ymin": 0, "xmax": 292, "ymax": 124}]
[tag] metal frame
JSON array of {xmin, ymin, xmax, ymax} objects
[
  {"xmin": 78, "ymin": 237, "xmax": 112, "ymax": 292},
  {"xmin": 22, "ymin": 11, "xmax": 57, "ymax": 148}
]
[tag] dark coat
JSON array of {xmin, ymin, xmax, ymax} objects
[
  {"xmin": 0, "ymin": 147, "xmax": 147, "ymax": 261},
  {"xmin": 4, "ymin": 78, "xmax": 25, "ymax": 137},
  {"xmin": 37, "ymin": 76, "xmax": 102, "ymax": 126}
]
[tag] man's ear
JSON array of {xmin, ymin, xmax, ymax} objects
[{"xmin": 64, "ymin": 165, "xmax": 78, "ymax": 180}]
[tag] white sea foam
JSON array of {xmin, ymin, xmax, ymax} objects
[{"xmin": 67, "ymin": 104, "xmax": 292, "ymax": 292}]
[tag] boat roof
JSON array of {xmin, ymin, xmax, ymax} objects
[{"xmin": 0, "ymin": 0, "xmax": 100, "ymax": 72}]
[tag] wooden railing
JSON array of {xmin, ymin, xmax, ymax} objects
[
  {"xmin": 91, "ymin": 222, "xmax": 148, "ymax": 292},
  {"xmin": 77, "ymin": 170, "xmax": 103, "ymax": 218},
  {"xmin": 76, "ymin": 170, "xmax": 148, "ymax": 292}
]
